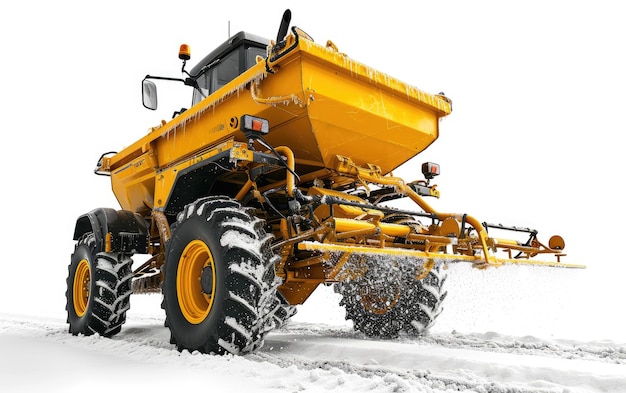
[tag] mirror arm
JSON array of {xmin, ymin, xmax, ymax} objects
[{"xmin": 144, "ymin": 74, "xmax": 186, "ymax": 83}]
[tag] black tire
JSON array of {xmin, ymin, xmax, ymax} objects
[
  {"xmin": 335, "ymin": 257, "xmax": 405, "ymax": 338},
  {"xmin": 404, "ymin": 264, "xmax": 448, "ymax": 334},
  {"xmin": 66, "ymin": 233, "xmax": 133, "ymax": 337},
  {"xmin": 162, "ymin": 196, "xmax": 280, "ymax": 355},
  {"xmin": 264, "ymin": 292, "xmax": 297, "ymax": 332},
  {"xmin": 335, "ymin": 258, "xmax": 447, "ymax": 338}
]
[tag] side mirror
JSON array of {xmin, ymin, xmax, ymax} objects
[{"xmin": 142, "ymin": 79, "xmax": 158, "ymax": 110}]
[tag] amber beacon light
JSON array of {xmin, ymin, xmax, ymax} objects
[{"xmin": 178, "ymin": 44, "xmax": 191, "ymax": 60}]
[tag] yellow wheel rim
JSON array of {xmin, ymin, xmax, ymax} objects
[
  {"xmin": 359, "ymin": 285, "xmax": 401, "ymax": 315},
  {"xmin": 73, "ymin": 259, "xmax": 90, "ymax": 317},
  {"xmin": 415, "ymin": 259, "xmax": 435, "ymax": 280},
  {"xmin": 177, "ymin": 240, "xmax": 216, "ymax": 324}
]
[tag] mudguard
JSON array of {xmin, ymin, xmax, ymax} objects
[{"xmin": 73, "ymin": 208, "xmax": 149, "ymax": 254}]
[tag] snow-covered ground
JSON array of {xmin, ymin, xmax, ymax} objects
[{"xmin": 2, "ymin": 264, "xmax": 625, "ymax": 393}]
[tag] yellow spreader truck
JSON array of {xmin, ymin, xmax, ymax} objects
[{"xmin": 66, "ymin": 10, "xmax": 583, "ymax": 355}]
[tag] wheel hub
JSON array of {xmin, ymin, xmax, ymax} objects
[
  {"xmin": 201, "ymin": 266, "xmax": 213, "ymax": 294},
  {"xmin": 359, "ymin": 284, "xmax": 401, "ymax": 315}
]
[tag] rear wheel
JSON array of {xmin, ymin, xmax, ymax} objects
[
  {"xmin": 335, "ymin": 258, "xmax": 404, "ymax": 338},
  {"xmin": 404, "ymin": 264, "xmax": 448, "ymax": 334},
  {"xmin": 162, "ymin": 196, "xmax": 280, "ymax": 355},
  {"xmin": 66, "ymin": 233, "xmax": 133, "ymax": 337},
  {"xmin": 336, "ymin": 258, "xmax": 447, "ymax": 338}
]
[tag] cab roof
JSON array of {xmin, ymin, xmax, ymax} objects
[{"xmin": 190, "ymin": 31, "xmax": 270, "ymax": 76}]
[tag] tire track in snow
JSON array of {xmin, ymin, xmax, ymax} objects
[
  {"xmin": 280, "ymin": 322, "xmax": 626, "ymax": 364},
  {"xmin": 2, "ymin": 313, "xmax": 624, "ymax": 365},
  {"xmin": 250, "ymin": 351, "xmax": 559, "ymax": 393}
]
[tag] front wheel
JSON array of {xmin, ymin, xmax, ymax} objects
[
  {"xmin": 162, "ymin": 197, "xmax": 280, "ymax": 355},
  {"xmin": 66, "ymin": 233, "xmax": 133, "ymax": 337}
]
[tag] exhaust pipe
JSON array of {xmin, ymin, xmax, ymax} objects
[{"xmin": 276, "ymin": 9, "xmax": 292, "ymax": 43}]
